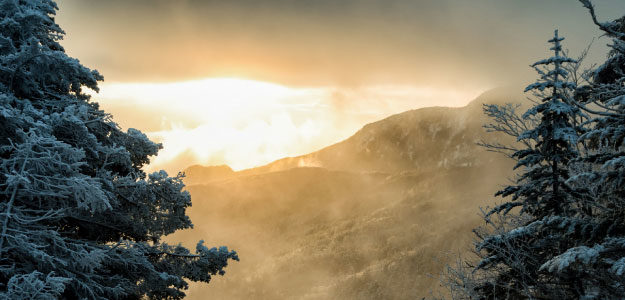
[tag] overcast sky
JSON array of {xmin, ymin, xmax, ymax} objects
[
  {"xmin": 52, "ymin": 0, "xmax": 625, "ymax": 172},
  {"xmin": 56, "ymin": 0, "xmax": 624, "ymax": 89}
]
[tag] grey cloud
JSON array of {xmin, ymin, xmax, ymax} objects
[{"xmin": 55, "ymin": 0, "xmax": 624, "ymax": 87}]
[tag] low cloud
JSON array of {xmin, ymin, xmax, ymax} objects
[{"xmin": 93, "ymin": 78, "xmax": 484, "ymax": 173}]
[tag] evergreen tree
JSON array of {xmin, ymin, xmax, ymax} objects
[
  {"xmin": 0, "ymin": 1, "xmax": 237, "ymax": 299},
  {"xmin": 503, "ymin": 29, "xmax": 584, "ymax": 217},
  {"xmin": 470, "ymin": 30, "xmax": 590, "ymax": 298},
  {"xmin": 540, "ymin": 1, "xmax": 625, "ymax": 297},
  {"xmin": 440, "ymin": 2, "xmax": 625, "ymax": 299}
]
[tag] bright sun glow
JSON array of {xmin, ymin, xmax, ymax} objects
[{"xmin": 93, "ymin": 78, "xmax": 484, "ymax": 173}]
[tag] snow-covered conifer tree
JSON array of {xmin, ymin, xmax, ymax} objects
[
  {"xmin": 541, "ymin": 1, "xmax": 625, "ymax": 297},
  {"xmin": 441, "ymin": 2, "xmax": 625, "ymax": 299},
  {"xmin": 0, "ymin": 1, "xmax": 237, "ymax": 299},
  {"xmin": 501, "ymin": 29, "xmax": 583, "ymax": 218},
  {"xmin": 469, "ymin": 30, "xmax": 592, "ymax": 298}
]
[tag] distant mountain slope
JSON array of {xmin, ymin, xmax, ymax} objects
[
  {"xmin": 169, "ymin": 87, "xmax": 524, "ymax": 299},
  {"xmin": 184, "ymin": 86, "xmax": 522, "ymax": 183},
  {"xmin": 183, "ymin": 164, "xmax": 235, "ymax": 185}
]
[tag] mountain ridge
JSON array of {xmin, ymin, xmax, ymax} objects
[
  {"xmin": 169, "ymin": 86, "xmax": 525, "ymax": 299},
  {"xmin": 183, "ymin": 86, "xmax": 522, "ymax": 185}
]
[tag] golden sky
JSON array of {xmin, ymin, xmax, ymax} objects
[{"xmin": 55, "ymin": 0, "xmax": 624, "ymax": 173}]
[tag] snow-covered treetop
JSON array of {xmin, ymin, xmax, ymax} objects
[
  {"xmin": 0, "ymin": 0, "xmax": 102, "ymax": 100},
  {"xmin": 492, "ymin": 30, "xmax": 584, "ymax": 218},
  {"xmin": 525, "ymin": 30, "xmax": 577, "ymax": 98}
]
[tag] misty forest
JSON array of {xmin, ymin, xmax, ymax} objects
[{"xmin": 1, "ymin": 0, "xmax": 625, "ymax": 299}]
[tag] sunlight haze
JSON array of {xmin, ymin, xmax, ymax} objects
[
  {"xmin": 94, "ymin": 78, "xmax": 482, "ymax": 172},
  {"xmin": 5, "ymin": 0, "xmax": 624, "ymax": 299},
  {"xmin": 55, "ymin": 0, "xmax": 624, "ymax": 173}
]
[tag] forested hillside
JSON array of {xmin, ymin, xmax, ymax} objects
[{"xmin": 170, "ymin": 88, "xmax": 522, "ymax": 299}]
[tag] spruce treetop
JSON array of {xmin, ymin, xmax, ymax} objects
[{"xmin": 494, "ymin": 30, "xmax": 584, "ymax": 218}]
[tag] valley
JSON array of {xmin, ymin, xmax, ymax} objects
[{"xmin": 168, "ymin": 87, "xmax": 522, "ymax": 299}]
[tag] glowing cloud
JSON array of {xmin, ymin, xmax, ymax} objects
[{"xmin": 92, "ymin": 78, "xmax": 484, "ymax": 173}]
